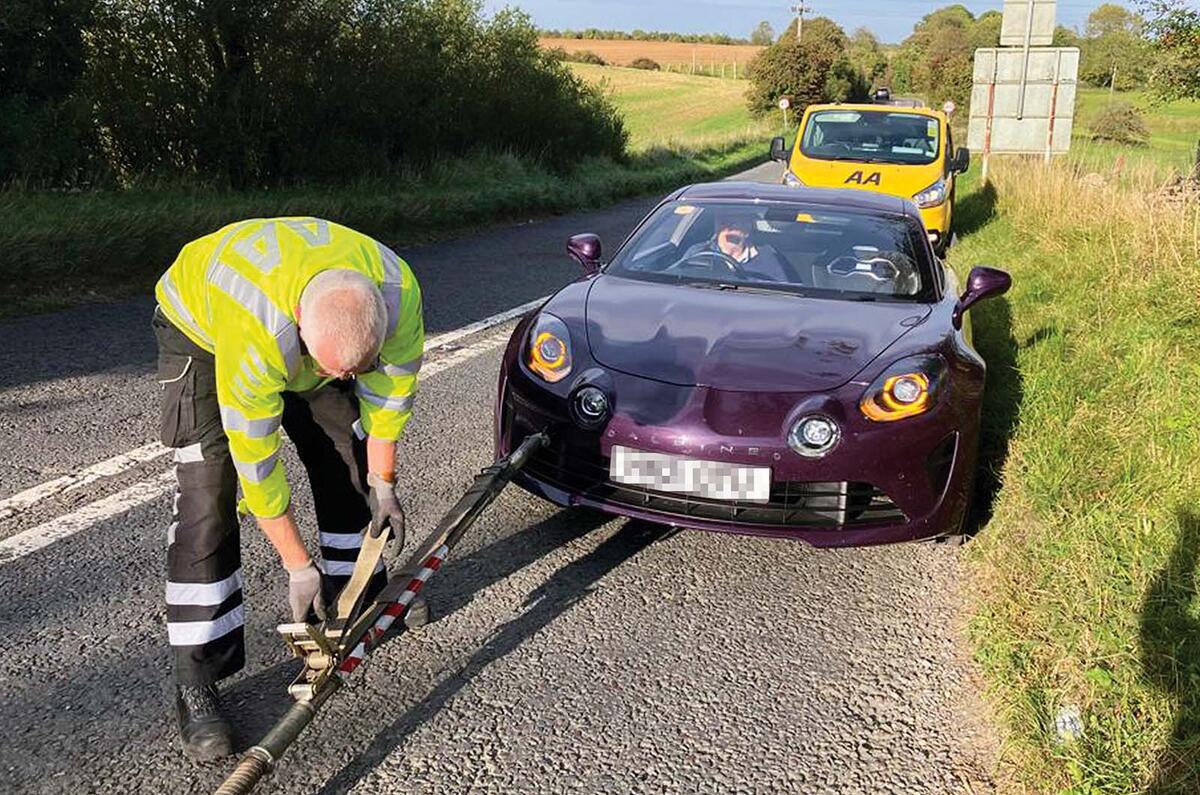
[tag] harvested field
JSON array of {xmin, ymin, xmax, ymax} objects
[{"xmin": 540, "ymin": 37, "xmax": 762, "ymax": 73}]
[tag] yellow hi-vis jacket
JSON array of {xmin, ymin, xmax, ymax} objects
[{"xmin": 155, "ymin": 217, "xmax": 424, "ymax": 518}]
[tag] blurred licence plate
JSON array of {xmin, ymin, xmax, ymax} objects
[{"xmin": 609, "ymin": 445, "xmax": 771, "ymax": 503}]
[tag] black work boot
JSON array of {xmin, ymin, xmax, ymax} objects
[{"xmin": 175, "ymin": 683, "xmax": 234, "ymax": 760}]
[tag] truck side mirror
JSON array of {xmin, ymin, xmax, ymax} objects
[
  {"xmin": 770, "ymin": 136, "xmax": 789, "ymax": 163},
  {"xmin": 952, "ymin": 147, "xmax": 970, "ymax": 174},
  {"xmin": 567, "ymin": 233, "xmax": 602, "ymax": 276},
  {"xmin": 953, "ymin": 266, "xmax": 1011, "ymax": 329}
]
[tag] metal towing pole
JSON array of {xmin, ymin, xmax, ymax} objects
[{"xmin": 214, "ymin": 432, "xmax": 549, "ymax": 795}]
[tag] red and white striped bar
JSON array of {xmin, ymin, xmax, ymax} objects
[{"xmin": 339, "ymin": 545, "xmax": 448, "ymax": 674}]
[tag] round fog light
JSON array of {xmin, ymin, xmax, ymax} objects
[
  {"xmin": 571, "ymin": 386, "xmax": 611, "ymax": 429},
  {"xmin": 576, "ymin": 387, "xmax": 608, "ymax": 419},
  {"xmin": 789, "ymin": 415, "xmax": 840, "ymax": 458}
]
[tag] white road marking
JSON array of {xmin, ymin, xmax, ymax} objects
[
  {"xmin": 0, "ymin": 472, "xmax": 176, "ymax": 562},
  {"xmin": 0, "ymin": 299, "xmax": 545, "ymax": 522},
  {"xmin": 421, "ymin": 327, "xmax": 513, "ymax": 378},
  {"xmin": 0, "ymin": 325, "xmax": 518, "ymax": 564},
  {"xmin": 423, "ymin": 297, "xmax": 544, "ymax": 352},
  {"xmin": 0, "ymin": 442, "xmax": 170, "ymax": 521}
]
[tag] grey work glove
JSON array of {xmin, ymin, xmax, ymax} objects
[
  {"xmin": 367, "ymin": 472, "xmax": 406, "ymax": 548},
  {"xmin": 287, "ymin": 560, "xmax": 327, "ymax": 623}
]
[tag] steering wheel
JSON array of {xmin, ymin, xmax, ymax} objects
[
  {"xmin": 826, "ymin": 254, "xmax": 899, "ymax": 282},
  {"xmin": 665, "ymin": 250, "xmax": 752, "ymax": 280}
]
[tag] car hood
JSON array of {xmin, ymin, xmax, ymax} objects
[{"xmin": 584, "ymin": 276, "xmax": 930, "ymax": 393}]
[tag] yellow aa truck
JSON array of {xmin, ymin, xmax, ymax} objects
[{"xmin": 770, "ymin": 92, "xmax": 970, "ymax": 255}]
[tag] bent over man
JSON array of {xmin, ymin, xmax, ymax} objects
[{"xmin": 153, "ymin": 217, "xmax": 423, "ymax": 759}]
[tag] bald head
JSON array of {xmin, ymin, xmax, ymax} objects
[{"xmin": 298, "ymin": 270, "xmax": 386, "ymax": 379}]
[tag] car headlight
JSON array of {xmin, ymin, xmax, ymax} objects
[
  {"xmin": 527, "ymin": 314, "xmax": 573, "ymax": 383},
  {"xmin": 860, "ymin": 355, "xmax": 947, "ymax": 422},
  {"xmin": 913, "ymin": 179, "xmax": 947, "ymax": 208},
  {"xmin": 783, "ymin": 169, "xmax": 804, "ymax": 187}
]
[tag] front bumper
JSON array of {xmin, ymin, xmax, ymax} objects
[{"xmin": 496, "ymin": 353, "xmax": 978, "ymax": 548}]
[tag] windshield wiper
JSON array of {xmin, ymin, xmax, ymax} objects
[
  {"xmin": 686, "ymin": 281, "xmax": 811, "ymax": 298},
  {"xmin": 684, "ymin": 281, "xmax": 741, "ymax": 291}
]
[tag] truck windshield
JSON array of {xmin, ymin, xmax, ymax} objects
[{"xmin": 800, "ymin": 110, "xmax": 941, "ymax": 166}]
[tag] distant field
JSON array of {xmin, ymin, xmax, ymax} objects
[
  {"xmin": 568, "ymin": 63, "xmax": 771, "ymax": 151},
  {"xmin": 541, "ymin": 37, "xmax": 762, "ymax": 74},
  {"xmin": 1070, "ymin": 87, "xmax": 1200, "ymax": 177}
]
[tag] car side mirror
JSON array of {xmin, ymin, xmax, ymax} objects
[
  {"xmin": 953, "ymin": 266, "xmax": 1011, "ymax": 329},
  {"xmin": 567, "ymin": 233, "xmax": 602, "ymax": 276},
  {"xmin": 770, "ymin": 136, "xmax": 789, "ymax": 163},
  {"xmin": 952, "ymin": 146, "xmax": 970, "ymax": 174}
]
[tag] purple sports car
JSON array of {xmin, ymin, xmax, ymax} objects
[{"xmin": 495, "ymin": 182, "xmax": 1010, "ymax": 546}]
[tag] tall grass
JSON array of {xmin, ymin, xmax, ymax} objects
[
  {"xmin": 955, "ymin": 159, "xmax": 1200, "ymax": 792},
  {"xmin": 0, "ymin": 140, "xmax": 767, "ymax": 318}
]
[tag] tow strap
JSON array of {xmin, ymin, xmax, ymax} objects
[{"xmin": 213, "ymin": 432, "xmax": 548, "ymax": 795}]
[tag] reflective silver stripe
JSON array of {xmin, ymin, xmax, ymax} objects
[
  {"xmin": 232, "ymin": 451, "xmax": 279, "ymax": 483},
  {"xmin": 231, "ymin": 222, "xmax": 281, "ymax": 274},
  {"xmin": 173, "ymin": 443, "xmax": 204, "ymax": 463},
  {"xmin": 203, "ymin": 221, "xmax": 253, "ymax": 323},
  {"xmin": 278, "ymin": 331, "xmax": 302, "ymax": 380},
  {"xmin": 220, "ymin": 406, "xmax": 281, "ymax": 438},
  {"xmin": 246, "ymin": 345, "xmax": 270, "ymax": 378},
  {"xmin": 239, "ymin": 359, "xmax": 265, "ymax": 388},
  {"xmin": 324, "ymin": 559, "xmax": 385, "ymax": 577},
  {"xmin": 208, "ymin": 261, "xmax": 302, "ymax": 379},
  {"xmin": 166, "ymin": 570, "xmax": 244, "ymax": 606},
  {"xmin": 351, "ymin": 419, "xmax": 366, "ymax": 440},
  {"xmin": 158, "ymin": 276, "xmax": 211, "ymax": 344},
  {"xmin": 282, "ymin": 218, "xmax": 330, "ymax": 246},
  {"xmin": 167, "ymin": 605, "xmax": 245, "ymax": 646},
  {"xmin": 355, "ymin": 381, "xmax": 415, "ymax": 413},
  {"xmin": 377, "ymin": 242, "xmax": 403, "ymax": 334},
  {"xmin": 167, "ymin": 521, "xmax": 177, "ymax": 548},
  {"xmin": 378, "ymin": 355, "xmax": 422, "ymax": 377},
  {"xmin": 231, "ymin": 373, "xmax": 256, "ymax": 403},
  {"xmin": 319, "ymin": 531, "xmax": 363, "ymax": 550}
]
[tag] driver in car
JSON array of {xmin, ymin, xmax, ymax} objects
[{"xmin": 681, "ymin": 212, "xmax": 794, "ymax": 283}]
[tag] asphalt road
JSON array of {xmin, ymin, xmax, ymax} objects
[{"xmin": 0, "ymin": 162, "xmax": 998, "ymax": 794}]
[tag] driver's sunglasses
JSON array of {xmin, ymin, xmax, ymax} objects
[{"xmin": 721, "ymin": 231, "xmax": 748, "ymax": 245}]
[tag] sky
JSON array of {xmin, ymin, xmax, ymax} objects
[{"xmin": 482, "ymin": 0, "xmax": 1140, "ymax": 44}]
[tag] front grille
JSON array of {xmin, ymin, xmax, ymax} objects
[
  {"xmin": 515, "ymin": 433, "xmax": 904, "ymax": 530},
  {"xmin": 503, "ymin": 386, "xmax": 905, "ymax": 528}
]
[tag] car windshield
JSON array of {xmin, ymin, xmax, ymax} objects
[
  {"xmin": 800, "ymin": 110, "xmax": 941, "ymax": 166},
  {"xmin": 607, "ymin": 200, "xmax": 932, "ymax": 301}
]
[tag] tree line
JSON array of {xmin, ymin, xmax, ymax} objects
[
  {"xmin": 745, "ymin": 2, "xmax": 1199, "ymax": 121},
  {"xmin": 1, "ymin": 0, "xmax": 627, "ymax": 189},
  {"xmin": 539, "ymin": 28, "xmax": 750, "ymax": 46}
]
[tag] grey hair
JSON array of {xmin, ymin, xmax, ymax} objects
[{"xmin": 298, "ymin": 270, "xmax": 387, "ymax": 371}]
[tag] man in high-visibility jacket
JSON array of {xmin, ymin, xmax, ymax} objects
[{"xmin": 153, "ymin": 217, "xmax": 423, "ymax": 759}]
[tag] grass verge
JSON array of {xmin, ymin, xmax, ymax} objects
[
  {"xmin": 0, "ymin": 139, "xmax": 767, "ymax": 318},
  {"xmin": 949, "ymin": 159, "xmax": 1200, "ymax": 793}
]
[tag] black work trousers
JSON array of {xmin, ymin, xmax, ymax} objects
[{"xmin": 153, "ymin": 308, "xmax": 386, "ymax": 686}]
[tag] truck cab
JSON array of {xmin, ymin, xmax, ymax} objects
[{"xmin": 770, "ymin": 89, "xmax": 970, "ymax": 255}]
